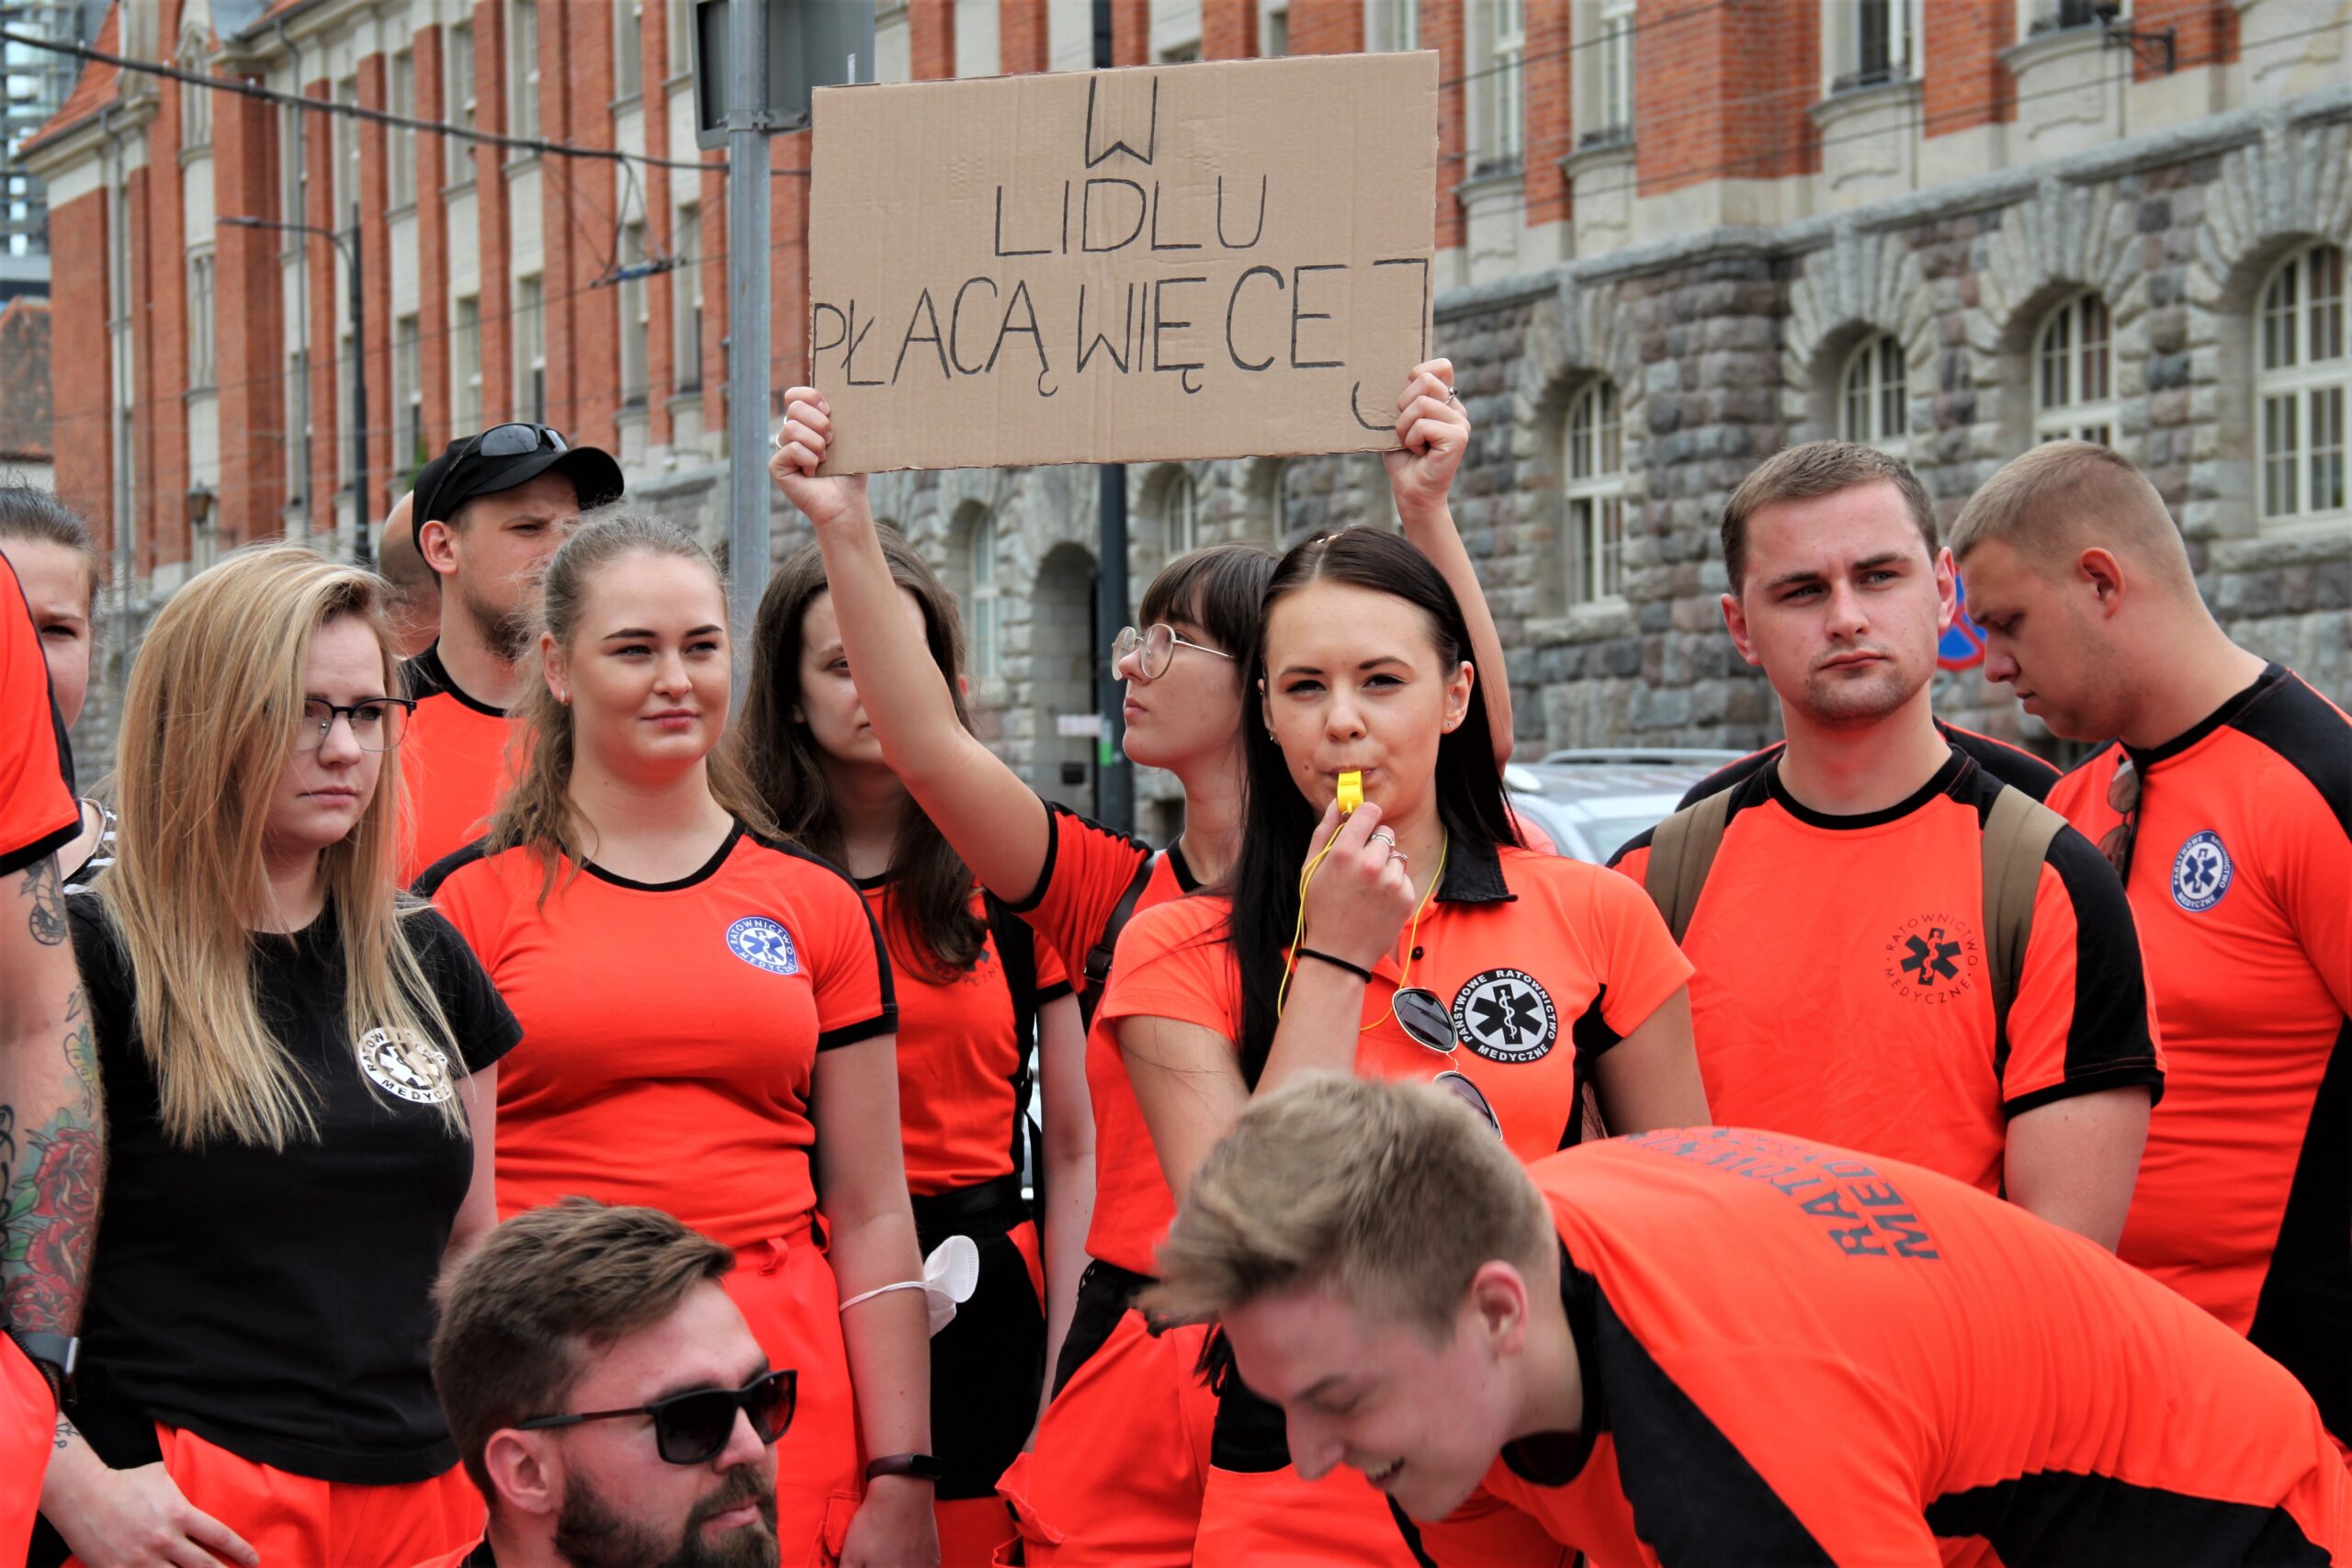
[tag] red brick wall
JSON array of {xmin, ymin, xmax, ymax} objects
[
  {"xmin": 1201, "ymin": 0, "xmax": 1259, "ymax": 60},
  {"xmin": 1001, "ymin": 0, "xmax": 1051, "ymax": 73},
  {"xmin": 1923, "ymin": 0, "xmax": 2015, "ymax": 136},
  {"xmin": 302, "ymin": 77, "xmax": 338, "ymax": 530},
  {"xmin": 215, "ymin": 84, "xmax": 285, "ymax": 545},
  {"xmin": 1522, "ymin": 0, "xmax": 1570, "ymax": 225},
  {"xmin": 1286, "ymin": 0, "xmax": 1365, "ymax": 55},
  {"xmin": 1112, "ymin": 0, "xmax": 1148, "ymax": 65},
  {"xmin": 911, "ymin": 1, "xmax": 956, "ymax": 79},
  {"xmin": 414, "ymin": 25, "xmax": 452, "ymax": 460},
  {"xmin": 645, "ymin": 3, "xmax": 677, "ymax": 448},
  {"xmin": 47, "ymin": 192, "xmax": 108, "ymax": 535},
  {"xmin": 546, "ymin": 0, "xmax": 621, "ymax": 453},
  {"xmin": 1637, "ymin": 0, "xmax": 1818, "ymax": 198},
  {"xmin": 357, "ymin": 51, "xmax": 393, "ymax": 528},
  {"xmin": 475, "ymin": 0, "xmax": 514, "ymax": 424},
  {"xmin": 2135, "ymin": 0, "xmax": 2236, "ymax": 78},
  {"xmin": 1428, "ymin": 0, "xmax": 1465, "ymax": 250}
]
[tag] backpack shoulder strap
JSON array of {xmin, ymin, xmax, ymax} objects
[
  {"xmin": 984, "ymin": 892, "xmax": 1040, "ymax": 1052},
  {"xmin": 1980, "ymin": 784, "xmax": 2067, "ymax": 1049},
  {"xmin": 1078, "ymin": 851, "xmax": 1159, "ymax": 1028},
  {"xmin": 1642, "ymin": 788, "xmax": 1734, "ymax": 945}
]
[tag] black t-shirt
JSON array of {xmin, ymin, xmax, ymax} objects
[{"xmin": 58, "ymin": 895, "xmax": 520, "ymax": 1485}]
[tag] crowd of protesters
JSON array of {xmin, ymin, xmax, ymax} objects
[{"xmin": 0, "ymin": 348, "xmax": 2342, "ymax": 1568}]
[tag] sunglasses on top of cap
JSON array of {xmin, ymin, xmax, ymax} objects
[
  {"xmin": 1391, "ymin": 987, "xmax": 1504, "ymax": 1140},
  {"xmin": 514, "ymin": 1368, "xmax": 797, "ymax": 1466},
  {"xmin": 461, "ymin": 423, "xmax": 569, "ymax": 462}
]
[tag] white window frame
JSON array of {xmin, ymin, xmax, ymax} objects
[
  {"xmin": 179, "ymin": 47, "xmax": 210, "ymax": 150},
  {"xmin": 282, "ymin": 102, "xmax": 306, "ymax": 229},
  {"xmin": 1841, "ymin": 0, "xmax": 1916, "ymax": 89},
  {"xmin": 970, "ymin": 512, "xmax": 1002, "ymax": 683},
  {"xmin": 668, "ymin": 0, "xmax": 696, "ymax": 79},
  {"xmin": 673, "ymin": 205, "xmax": 704, "ymax": 392},
  {"xmin": 1595, "ymin": 0, "xmax": 1635, "ymax": 144},
  {"xmin": 510, "ymin": 1, "xmax": 541, "ymax": 144},
  {"xmin": 1478, "ymin": 0, "xmax": 1526, "ymax": 169},
  {"xmin": 395, "ymin": 312, "xmax": 424, "ymax": 477},
  {"xmin": 616, "ymin": 0, "xmax": 645, "ymax": 99},
  {"xmin": 515, "ymin": 274, "xmax": 546, "ymax": 423},
  {"xmin": 1261, "ymin": 2, "xmax": 1288, "ymax": 57},
  {"xmin": 453, "ymin": 295, "xmax": 482, "ymax": 433},
  {"xmin": 1164, "ymin": 469, "xmax": 1199, "ymax": 560},
  {"xmin": 1368, "ymin": 0, "xmax": 1419, "ymax": 52},
  {"xmin": 2256, "ymin": 242, "xmax": 2349, "ymax": 526},
  {"xmin": 333, "ymin": 76, "xmax": 358, "ymax": 221},
  {"xmin": 1566, "ymin": 378, "xmax": 1626, "ymax": 604},
  {"xmin": 1839, "ymin": 332, "xmax": 1908, "ymax": 455},
  {"xmin": 389, "ymin": 49, "xmax": 415, "ymax": 208},
  {"xmin": 447, "ymin": 23, "xmax": 477, "ymax": 184},
  {"xmin": 2034, "ymin": 291, "xmax": 2117, "ymax": 446},
  {"xmin": 620, "ymin": 220, "xmax": 650, "ymax": 408},
  {"xmin": 186, "ymin": 248, "xmax": 217, "ymax": 389}
]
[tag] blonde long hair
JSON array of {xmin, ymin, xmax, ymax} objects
[
  {"xmin": 99, "ymin": 546, "xmax": 466, "ymax": 1149},
  {"xmin": 486, "ymin": 507, "xmax": 777, "ymax": 896}
]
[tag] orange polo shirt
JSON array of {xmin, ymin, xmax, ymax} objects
[
  {"xmin": 0, "ymin": 553, "xmax": 74, "ymax": 878},
  {"xmin": 1413, "ymin": 1127, "xmax": 2351, "ymax": 1567},
  {"xmin": 1095, "ymin": 841, "xmax": 1692, "ymax": 1276},
  {"xmin": 860, "ymin": 877, "xmax": 1069, "ymax": 1197},
  {"xmin": 1679, "ymin": 718, "xmax": 2062, "ymax": 808},
  {"xmin": 2046, "ymin": 663, "xmax": 2350, "ymax": 1437},
  {"xmin": 423, "ymin": 824, "xmax": 895, "ymax": 1245},
  {"xmin": 1001, "ymin": 802, "xmax": 1201, "ymax": 1274},
  {"xmin": 1611, "ymin": 748, "xmax": 2160, "ymax": 1196},
  {"xmin": 400, "ymin": 646, "xmax": 516, "ymax": 886}
]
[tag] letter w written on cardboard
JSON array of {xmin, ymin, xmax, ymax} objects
[{"xmin": 807, "ymin": 53, "xmax": 1438, "ymax": 474}]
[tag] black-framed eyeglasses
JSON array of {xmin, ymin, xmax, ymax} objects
[
  {"xmin": 1112, "ymin": 623, "xmax": 1235, "ymax": 682},
  {"xmin": 514, "ymin": 1368, "xmax": 797, "ymax": 1466},
  {"xmin": 296, "ymin": 697, "xmax": 415, "ymax": 753},
  {"xmin": 1393, "ymin": 987, "xmax": 1503, "ymax": 1140},
  {"xmin": 463, "ymin": 422, "xmax": 569, "ymax": 462},
  {"xmin": 2099, "ymin": 755, "xmax": 2140, "ymax": 886}
]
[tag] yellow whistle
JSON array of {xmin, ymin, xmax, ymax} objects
[{"xmin": 1336, "ymin": 771, "xmax": 1363, "ymax": 816}]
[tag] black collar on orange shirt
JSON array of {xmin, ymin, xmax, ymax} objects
[
  {"xmin": 1499, "ymin": 1242, "xmax": 1608, "ymax": 1487},
  {"xmin": 1433, "ymin": 832, "xmax": 1519, "ymax": 906}
]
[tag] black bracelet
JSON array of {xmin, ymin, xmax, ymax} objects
[
  {"xmin": 1295, "ymin": 947, "xmax": 1374, "ymax": 983},
  {"xmin": 865, "ymin": 1452, "xmax": 945, "ymax": 1483}
]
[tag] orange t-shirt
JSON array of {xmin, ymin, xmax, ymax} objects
[
  {"xmin": 0, "ymin": 553, "xmax": 74, "ymax": 877},
  {"xmin": 1094, "ymin": 842, "xmax": 1693, "ymax": 1276},
  {"xmin": 2047, "ymin": 663, "xmax": 2350, "ymax": 1436},
  {"xmin": 423, "ymin": 824, "xmax": 895, "ymax": 1246},
  {"xmin": 400, "ymin": 646, "xmax": 516, "ymax": 886},
  {"xmin": 1679, "ymin": 718, "xmax": 2063, "ymax": 808},
  {"xmin": 1415, "ymin": 1127, "xmax": 2351, "ymax": 1568},
  {"xmin": 860, "ymin": 877, "xmax": 1069, "ymax": 1197},
  {"xmin": 1611, "ymin": 748, "xmax": 2161, "ymax": 1196},
  {"xmin": 1001, "ymin": 803, "xmax": 1201, "ymax": 1274}
]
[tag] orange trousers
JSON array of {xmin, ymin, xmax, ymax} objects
[
  {"xmin": 723, "ymin": 1230, "xmax": 865, "ymax": 1568},
  {"xmin": 0, "ymin": 1341, "xmax": 52, "ymax": 1563}
]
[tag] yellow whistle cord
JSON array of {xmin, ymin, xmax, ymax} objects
[{"xmin": 1277, "ymin": 829, "xmax": 1450, "ymax": 1028}]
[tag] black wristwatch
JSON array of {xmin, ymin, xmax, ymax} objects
[
  {"xmin": 864, "ymin": 1452, "xmax": 944, "ymax": 1484},
  {"xmin": 5, "ymin": 1327, "xmax": 77, "ymax": 1406}
]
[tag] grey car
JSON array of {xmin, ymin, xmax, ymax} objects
[{"xmin": 1504, "ymin": 749, "xmax": 1749, "ymax": 864}]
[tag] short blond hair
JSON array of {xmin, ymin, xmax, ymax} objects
[
  {"xmin": 1949, "ymin": 442, "xmax": 2194, "ymax": 592},
  {"xmin": 1720, "ymin": 440, "xmax": 1939, "ymax": 592},
  {"xmin": 1142, "ymin": 1076, "xmax": 1552, "ymax": 1338}
]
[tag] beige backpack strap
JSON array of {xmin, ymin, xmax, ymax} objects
[
  {"xmin": 1981, "ymin": 784, "xmax": 2068, "ymax": 1047},
  {"xmin": 1643, "ymin": 788, "xmax": 1735, "ymax": 946}
]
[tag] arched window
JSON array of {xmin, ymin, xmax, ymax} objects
[
  {"xmin": 969, "ymin": 512, "xmax": 1002, "ymax": 683},
  {"xmin": 1565, "ymin": 378, "xmax": 1625, "ymax": 603},
  {"xmin": 2256, "ymin": 242, "xmax": 2347, "ymax": 525},
  {"xmin": 1164, "ymin": 469, "xmax": 1199, "ymax": 560},
  {"xmin": 2034, "ymin": 292, "xmax": 2115, "ymax": 445},
  {"xmin": 1839, "ymin": 332, "xmax": 1906, "ymax": 455}
]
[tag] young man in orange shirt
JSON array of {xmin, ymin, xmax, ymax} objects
[
  {"xmin": 1951, "ymin": 439, "xmax": 2351, "ymax": 1439},
  {"xmin": 401, "ymin": 426, "xmax": 621, "ymax": 883},
  {"xmin": 1611, "ymin": 441, "xmax": 2157, "ymax": 1244},
  {"xmin": 1148, "ymin": 1076, "xmax": 2352, "ymax": 1568}
]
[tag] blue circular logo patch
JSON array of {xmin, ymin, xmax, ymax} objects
[
  {"xmin": 2170, "ymin": 831, "xmax": 2233, "ymax": 913},
  {"xmin": 725, "ymin": 916, "xmax": 799, "ymax": 976}
]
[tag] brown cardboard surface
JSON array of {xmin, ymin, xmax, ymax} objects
[{"xmin": 807, "ymin": 52, "xmax": 1438, "ymax": 474}]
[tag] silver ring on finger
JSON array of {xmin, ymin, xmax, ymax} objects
[
  {"xmin": 771, "ymin": 426, "xmax": 787, "ymax": 451},
  {"xmin": 1445, "ymin": 388, "xmax": 1461, "ymax": 405},
  {"xmin": 1389, "ymin": 850, "xmax": 1409, "ymax": 866},
  {"xmin": 1369, "ymin": 831, "xmax": 1396, "ymax": 850}
]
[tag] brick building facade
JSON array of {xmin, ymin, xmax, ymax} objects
[{"xmin": 21, "ymin": 0, "xmax": 2351, "ymax": 831}]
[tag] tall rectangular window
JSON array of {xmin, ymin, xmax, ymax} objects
[
  {"xmin": 334, "ymin": 76, "xmax": 358, "ymax": 221},
  {"xmin": 180, "ymin": 55, "xmax": 210, "ymax": 149},
  {"xmin": 337, "ymin": 330, "xmax": 356, "ymax": 487},
  {"xmin": 620, "ymin": 221, "xmax": 650, "ymax": 408},
  {"xmin": 447, "ymin": 23, "xmax": 477, "ymax": 183},
  {"xmin": 511, "ymin": 2, "xmax": 541, "ymax": 142},
  {"xmin": 1481, "ymin": 0, "xmax": 1525, "ymax": 167},
  {"xmin": 282, "ymin": 102, "xmax": 306, "ymax": 223},
  {"xmin": 669, "ymin": 0, "xmax": 695, "ymax": 75},
  {"xmin": 673, "ymin": 206, "xmax": 703, "ymax": 391},
  {"xmin": 515, "ymin": 275, "xmax": 546, "ymax": 423},
  {"xmin": 1367, "ymin": 0, "xmax": 1419, "ymax": 51},
  {"xmin": 395, "ymin": 313, "xmax": 424, "ymax": 476},
  {"xmin": 453, "ymin": 296, "xmax": 482, "ymax": 433},
  {"xmin": 616, "ymin": 0, "xmax": 644, "ymax": 98},
  {"xmin": 187, "ymin": 250, "xmax": 217, "ymax": 388},
  {"xmin": 288, "ymin": 348, "xmax": 310, "ymax": 502},
  {"xmin": 1850, "ymin": 0, "xmax": 1911, "ymax": 85},
  {"xmin": 389, "ymin": 50, "xmax": 415, "ymax": 206},
  {"xmin": 1598, "ymin": 0, "xmax": 1635, "ymax": 141}
]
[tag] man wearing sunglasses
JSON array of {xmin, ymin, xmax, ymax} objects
[
  {"xmin": 419, "ymin": 1199, "xmax": 792, "ymax": 1568},
  {"xmin": 1951, "ymin": 440, "xmax": 2352, "ymax": 1446},
  {"xmin": 401, "ymin": 424, "xmax": 623, "ymax": 883}
]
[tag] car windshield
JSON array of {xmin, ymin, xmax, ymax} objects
[{"xmin": 1576, "ymin": 812, "xmax": 1670, "ymax": 863}]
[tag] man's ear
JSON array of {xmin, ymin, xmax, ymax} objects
[
  {"xmin": 2077, "ymin": 547, "xmax": 2127, "ymax": 616},
  {"xmin": 418, "ymin": 518, "xmax": 460, "ymax": 581},
  {"xmin": 481, "ymin": 1428, "xmax": 562, "ymax": 1519},
  {"xmin": 1721, "ymin": 592, "xmax": 1760, "ymax": 667},
  {"xmin": 1465, "ymin": 1260, "xmax": 1532, "ymax": 1357}
]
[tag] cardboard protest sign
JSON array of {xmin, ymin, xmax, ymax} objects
[{"xmin": 807, "ymin": 52, "xmax": 1438, "ymax": 474}]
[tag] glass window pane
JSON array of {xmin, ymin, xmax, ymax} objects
[
  {"xmin": 2265, "ymin": 265, "xmax": 2299, "ymax": 371},
  {"xmin": 1600, "ymin": 496, "xmax": 1624, "ymax": 598},
  {"xmin": 2314, "ymin": 387, "xmax": 2346, "ymax": 513},
  {"xmin": 1599, "ymin": 381, "xmax": 1622, "ymax": 474},
  {"xmin": 2264, "ymin": 395, "xmax": 2297, "ymax": 517},
  {"xmin": 2313, "ymin": 245, "xmax": 2346, "ymax": 364}
]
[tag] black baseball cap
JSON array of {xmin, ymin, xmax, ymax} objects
[{"xmin": 413, "ymin": 423, "xmax": 625, "ymax": 526}]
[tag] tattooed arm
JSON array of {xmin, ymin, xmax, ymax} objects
[{"xmin": 1, "ymin": 854, "xmax": 102, "ymax": 1380}]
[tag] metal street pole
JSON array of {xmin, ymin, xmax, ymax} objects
[
  {"xmin": 347, "ymin": 202, "xmax": 371, "ymax": 568},
  {"xmin": 725, "ymin": 0, "xmax": 772, "ymax": 706},
  {"xmin": 1091, "ymin": 0, "xmax": 1134, "ymax": 834}
]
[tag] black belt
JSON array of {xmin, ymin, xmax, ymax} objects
[{"xmin": 910, "ymin": 1173, "xmax": 1029, "ymax": 1253}]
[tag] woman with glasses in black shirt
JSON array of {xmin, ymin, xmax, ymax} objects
[{"xmin": 32, "ymin": 547, "xmax": 517, "ymax": 1568}]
